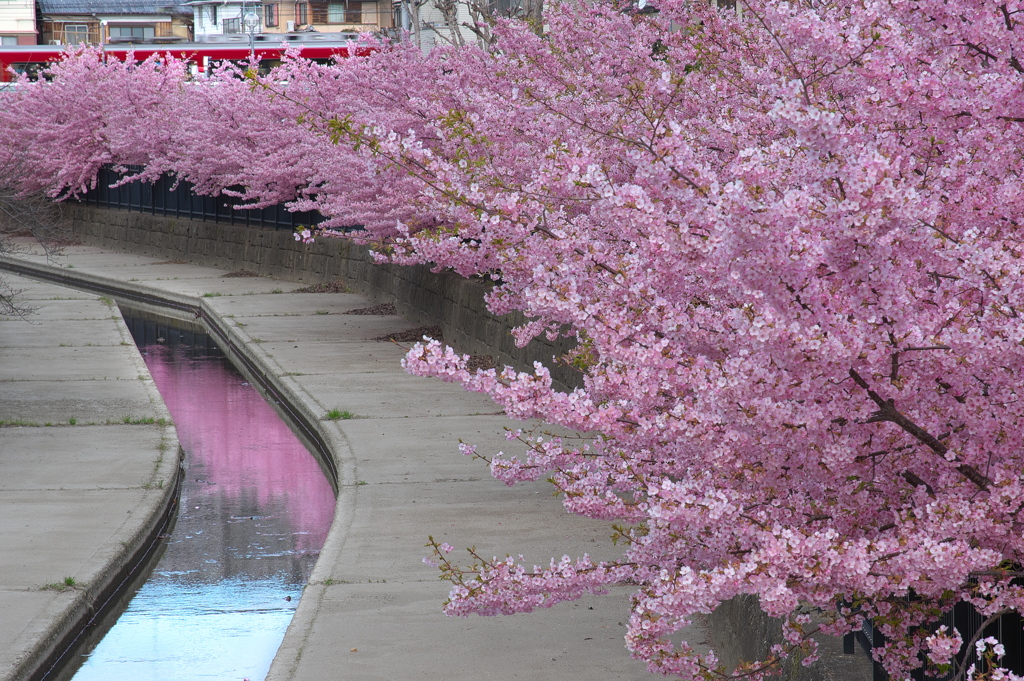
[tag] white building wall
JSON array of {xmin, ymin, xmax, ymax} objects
[
  {"xmin": 0, "ymin": 0, "xmax": 37, "ymax": 39},
  {"xmin": 190, "ymin": 1, "xmax": 262, "ymax": 38},
  {"xmin": 401, "ymin": 0, "xmax": 474, "ymax": 52}
]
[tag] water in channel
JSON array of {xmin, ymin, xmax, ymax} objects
[{"xmin": 69, "ymin": 316, "xmax": 336, "ymax": 681}]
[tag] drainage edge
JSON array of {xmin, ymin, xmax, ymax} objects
[
  {"xmin": 0, "ymin": 256, "xmax": 337, "ymax": 488},
  {"xmin": 27, "ymin": 455, "xmax": 184, "ymax": 681}
]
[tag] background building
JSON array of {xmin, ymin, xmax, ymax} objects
[
  {"xmin": 188, "ymin": 0, "xmax": 392, "ymax": 38},
  {"xmin": 0, "ymin": 0, "xmax": 38, "ymax": 44},
  {"xmin": 38, "ymin": 0, "xmax": 192, "ymax": 44}
]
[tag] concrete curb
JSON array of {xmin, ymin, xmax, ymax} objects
[
  {"xmin": 18, "ymin": 450, "xmax": 183, "ymax": 681},
  {"xmin": 0, "ymin": 256, "xmax": 198, "ymax": 315}
]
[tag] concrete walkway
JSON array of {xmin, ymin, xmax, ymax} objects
[
  {"xmin": 0, "ymin": 241, "xmax": 671, "ymax": 681},
  {"xmin": 0, "ymin": 267, "xmax": 180, "ymax": 681}
]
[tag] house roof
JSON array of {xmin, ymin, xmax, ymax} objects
[{"xmin": 38, "ymin": 0, "xmax": 192, "ymax": 15}]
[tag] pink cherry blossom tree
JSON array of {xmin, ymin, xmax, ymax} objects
[{"xmin": 4, "ymin": 0, "xmax": 1024, "ymax": 677}]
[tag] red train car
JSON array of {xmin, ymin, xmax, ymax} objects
[{"xmin": 0, "ymin": 35, "xmax": 373, "ymax": 83}]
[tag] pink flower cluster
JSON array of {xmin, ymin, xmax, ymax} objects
[{"xmin": 6, "ymin": 1, "xmax": 1024, "ymax": 677}]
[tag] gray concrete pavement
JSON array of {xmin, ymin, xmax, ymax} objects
[
  {"xmin": 0, "ymin": 273, "xmax": 180, "ymax": 681},
  {"xmin": 0, "ymin": 240, "xmax": 869, "ymax": 681}
]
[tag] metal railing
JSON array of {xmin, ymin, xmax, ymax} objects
[
  {"xmin": 844, "ymin": 600, "xmax": 1024, "ymax": 680},
  {"xmin": 77, "ymin": 165, "xmax": 333, "ymax": 232},
  {"xmin": 844, "ymin": 618, "xmax": 888, "ymax": 681}
]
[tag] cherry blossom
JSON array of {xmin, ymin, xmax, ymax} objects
[{"xmin": 4, "ymin": 0, "xmax": 1024, "ymax": 678}]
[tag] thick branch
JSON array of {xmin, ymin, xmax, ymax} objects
[
  {"xmin": 1000, "ymin": 3, "xmax": 1016, "ymax": 31},
  {"xmin": 849, "ymin": 369, "xmax": 991, "ymax": 491},
  {"xmin": 952, "ymin": 610, "xmax": 1011, "ymax": 681},
  {"xmin": 902, "ymin": 470, "xmax": 935, "ymax": 496},
  {"xmin": 962, "ymin": 41, "xmax": 999, "ymax": 62}
]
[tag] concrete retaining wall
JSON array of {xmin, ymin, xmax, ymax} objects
[
  {"xmin": 65, "ymin": 204, "xmax": 579, "ymax": 388},
  {"xmin": 705, "ymin": 596, "xmax": 872, "ymax": 681}
]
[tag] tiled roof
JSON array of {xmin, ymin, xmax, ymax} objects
[{"xmin": 38, "ymin": 0, "xmax": 192, "ymax": 15}]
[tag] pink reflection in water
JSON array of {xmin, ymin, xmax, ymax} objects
[
  {"xmin": 72, "ymin": 333, "xmax": 338, "ymax": 681},
  {"xmin": 143, "ymin": 344, "xmax": 335, "ymax": 554}
]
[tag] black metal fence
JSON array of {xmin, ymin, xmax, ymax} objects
[
  {"xmin": 845, "ymin": 617, "xmax": 889, "ymax": 681},
  {"xmin": 845, "ymin": 600, "xmax": 1024, "ymax": 680},
  {"xmin": 77, "ymin": 165, "xmax": 328, "ymax": 231}
]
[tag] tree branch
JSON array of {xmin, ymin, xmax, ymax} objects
[
  {"xmin": 951, "ymin": 610, "xmax": 1011, "ymax": 681},
  {"xmin": 849, "ymin": 369, "xmax": 991, "ymax": 491},
  {"xmin": 902, "ymin": 470, "xmax": 935, "ymax": 496}
]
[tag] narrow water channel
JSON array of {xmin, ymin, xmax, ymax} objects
[{"xmin": 68, "ymin": 316, "xmax": 336, "ymax": 681}]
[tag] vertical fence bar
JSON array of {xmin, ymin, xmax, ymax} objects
[{"xmin": 76, "ymin": 165, "xmax": 337, "ymax": 232}]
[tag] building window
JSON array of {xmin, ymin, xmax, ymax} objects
[
  {"xmin": 345, "ymin": 1, "xmax": 362, "ymax": 23},
  {"xmin": 312, "ymin": 1, "xmax": 361, "ymax": 23},
  {"xmin": 297, "ymin": 1, "xmax": 308, "ymax": 24},
  {"xmin": 491, "ymin": 0, "xmax": 520, "ymax": 16},
  {"xmin": 223, "ymin": 17, "xmax": 240, "ymax": 32},
  {"xmin": 265, "ymin": 3, "xmax": 279, "ymax": 26},
  {"xmin": 0, "ymin": 36, "xmax": 17, "ymax": 46},
  {"xmin": 64, "ymin": 24, "xmax": 90, "ymax": 44},
  {"xmin": 109, "ymin": 25, "xmax": 156, "ymax": 39},
  {"xmin": 210, "ymin": 4, "xmax": 218, "ymax": 24},
  {"xmin": 712, "ymin": 0, "xmax": 741, "ymax": 14}
]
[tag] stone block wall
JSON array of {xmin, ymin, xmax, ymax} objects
[{"xmin": 66, "ymin": 204, "xmax": 579, "ymax": 387}]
